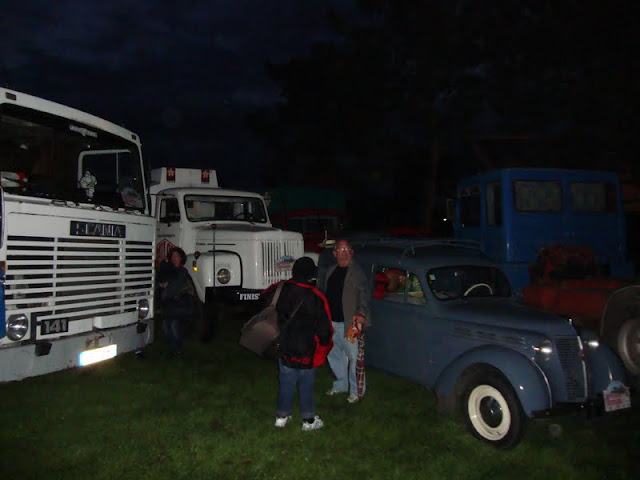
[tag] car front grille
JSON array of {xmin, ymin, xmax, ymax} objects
[{"xmin": 554, "ymin": 336, "xmax": 587, "ymax": 401}]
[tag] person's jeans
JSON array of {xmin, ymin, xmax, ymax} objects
[
  {"xmin": 327, "ymin": 321, "xmax": 363, "ymax": 396},
  {"xmin": 162, "ymin": 315, "xmax": 183, "ymax": 352},
  {"xmin": 277, "ymin": 361, "xmax": 317, "ymax": 420}
]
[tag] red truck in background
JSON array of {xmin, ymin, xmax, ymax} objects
[{"xmin": 265, "ymin": 187, "xmax": 347, "ymax": 253}]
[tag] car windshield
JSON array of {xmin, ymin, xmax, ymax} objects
[
  {"xmin": 427, "ymin": 265, "xmax": 511, "ymax": 300},
  {"xmin": 184, "ymin": 194, "xmax": 268, "ymax": 223}
]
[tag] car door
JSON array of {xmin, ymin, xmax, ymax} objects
[{"xmin": 367, "ymin": 265, "xmax": 433, "ymax": 386}]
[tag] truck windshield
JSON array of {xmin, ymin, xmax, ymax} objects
[
  {"xmin": 0, "ymin": 103, "xmax": 145, "ymax": 211},
  {"xmin": 184, "ymin": 194, "xmax": 268, "ymax": 223},
  {"xmin": 427, "ymin": 265, "xmax": 512, "ymax": 300}
]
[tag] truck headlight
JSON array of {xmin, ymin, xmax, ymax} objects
[
  {"xmin": 7, "ymin": 314, "xmax": 29, "ymax": 341},
  {"xmin": 534, "ymin": 338, "xmax": 553, "ymax": 360},
  {"xmin": 137, "ymin": 299, "xmax": 150, "ymax": 320},
  {"xmin": 217, "ymin": 268, "xmax": 231, "ymax": 285}
]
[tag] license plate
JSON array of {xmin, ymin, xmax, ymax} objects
[
  {"xmin": 603, "ymin": 380, "xmax": 631, "ymax": 412},
  {"xmin": 79, "ymin": 344, "xmax": 117, "ymax": 367},
  {"xmin": 238, "ymin": 292, "xmax": 260, "ymax": 301},
  {"xmin": 40, "ymin": 318, "xmax": 69, "ymax": 336}
]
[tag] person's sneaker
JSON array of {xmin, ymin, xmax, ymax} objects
[
  {"xmin": 274, "ymin": 416, "xmax": 292, "ymax": 428},
  {"xmin": 302, "ymin": 416, "xmax": 324, "ymax": 431},
  {"xmin": 347, "ymin": 394, "xmax": 360, "ymax": 404},
  {"xmin": 326, "ymin": 388, "xmax": 346, "ymax": 396}
]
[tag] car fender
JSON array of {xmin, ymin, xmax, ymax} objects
[
  {"xmin": 600, "ymin": 284, "xmax": 640, "ymax": 339},
  {"xmin": 600, "ymin": 284, "xmax": 640, "ymax": 375},
  {"xmin": 433, "ymin": 345, "xmax": 551, "ymax": 418},
  {"xmin": 186, "ymin": 252, "xmax": 241, "ymax": 302},
  {"xmin": 583, "ymin": 341, "xmax": 629, "ymax": 393}
]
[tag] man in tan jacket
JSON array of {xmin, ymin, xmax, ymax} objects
[{"xmin": 317, "ymin": 239, "xmax": 370, "ymax": 403}]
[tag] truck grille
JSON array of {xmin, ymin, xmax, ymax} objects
[
  {"xmin": 4, "ymin": 235, "xmax": 154, "ymax": 325},
  {"xmin": 554, "ymin": 336, "xmax": 587, "ymax": 401},
  {"xmin": 261, "ymin": 239, "xmax": 304, "ymax": 286}
]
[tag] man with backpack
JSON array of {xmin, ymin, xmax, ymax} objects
[{"xmin": 260, "ymin": 257, "xmax": 333, "ymax": 431}]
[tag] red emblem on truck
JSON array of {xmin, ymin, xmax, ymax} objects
[{"xmin": 156, "ymin": 238, "xmax": 176, "ymax": 268}]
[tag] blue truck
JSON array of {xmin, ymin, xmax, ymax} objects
[{"xmin": 452, "ymin": 168, "xmax": 640, "ymax": 377}]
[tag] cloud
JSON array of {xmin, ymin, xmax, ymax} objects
[
  {"xmin": 1, "ymin": 0, "xmax": 356, "ymax": 185},
  {"xmin": 3, "ymin": 1, "xmax": 356, "ymax": 87}
]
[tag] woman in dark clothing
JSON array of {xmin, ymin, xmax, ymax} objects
[
  {"xmin": 261, "ymin": 257, "xmax": 333, "ymax": 431},
  {"xmin": 158, "ymin": 247, "xmax": 192, "ymax": 355}
]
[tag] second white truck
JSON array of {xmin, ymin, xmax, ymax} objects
[{"xmin": 149, "ymin": 168, "xmax": 304, "ymax": 339}]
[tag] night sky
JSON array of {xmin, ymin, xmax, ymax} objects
[
  {"xmin": 4, "ymin": 2, "xmax": 639, "ymax": 235},
  {"xmin": 2, "ymin": 0, "xmax": 356, "ymax": 189}
]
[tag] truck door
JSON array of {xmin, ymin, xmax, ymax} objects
[{"xmin": 156, "ymin": 196, "xmax": 182, "ymax": 264}]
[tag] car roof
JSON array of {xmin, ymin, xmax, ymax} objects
[{"xmin": 325, "ymin": 238, "xmax": 495, "ymax": 271}]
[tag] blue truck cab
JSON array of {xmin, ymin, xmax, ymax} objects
[{"xmin": 452, "ymin": 168, "xmax": 634, "ymax": 293}]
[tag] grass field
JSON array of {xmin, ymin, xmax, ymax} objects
[{"xmin": 0, "ymin": 313, "xmax": 638, "ymax": 480}]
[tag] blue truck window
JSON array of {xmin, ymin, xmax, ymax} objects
[
  {"xmin": 513, "ymin": 180, "xmax": 562, "ymax": 212},
  {"xmin": 460, "ymin": 185, "xmax": 481, "ymax": 227},
  {"xmin": 486, "ymin": 182, "xmax": 502, "ymax": 226},
  {"xmin": 570, "ymin": 182, "xmax": 616, "ymax": 213}
]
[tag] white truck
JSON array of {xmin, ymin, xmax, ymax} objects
[
  {"xmin": 0, "ymin": 88, "xmax": 156, "ymax": 382},
  {"xmin": 149, "ymin": 168, "xmax": 304, "ymax": 338}
]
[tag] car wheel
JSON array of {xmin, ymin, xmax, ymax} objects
[
  {"xmin": 616, "ymin": 317, "xmax": 640, "ymax": 376},
  {"xmin": 461, "ymin": 372, "xmax": 525, "ymax": 449}
]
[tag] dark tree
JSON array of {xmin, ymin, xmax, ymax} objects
[{"xmin": 247, "ymin": 0, "xmax": 640, "ymax": 229}]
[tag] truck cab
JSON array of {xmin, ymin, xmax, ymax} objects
[
  {"xmin": 150, "ymin": 168, "xmax": 304, "ymax": 331},
  {"xmin": 453, "ymin": 168, "xmax": 634, "ymax": 292},
  {"xmin": 265, "ymin": 187, "xmax": 347, "ymax": 254},
  {"xmin": 0, "ymin": 88, "xmax": 155, "ymax": 382}
]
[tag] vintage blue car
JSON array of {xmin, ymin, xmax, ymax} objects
[{"xmin": 319, "ymin": 239, "xmax": 631, "ymax": 448}]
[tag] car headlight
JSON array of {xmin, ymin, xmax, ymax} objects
[
  {"xmin": 534, "ymin": 338, "xmax": 553, "ymax": 360},
  {"xmin": 7, "ymin": 314, "xmax": 29, "ymax": 341},
  {"xmin": 580, "ymin": 330, "xmax": 600, "ymax": 350},
  {"xmin": 217, "ymin": 268, "xmax": 231, "ymax": 284},
  {"xmin": 137, "ymin": 299, "xmax": 150, "ymax": 320}
]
